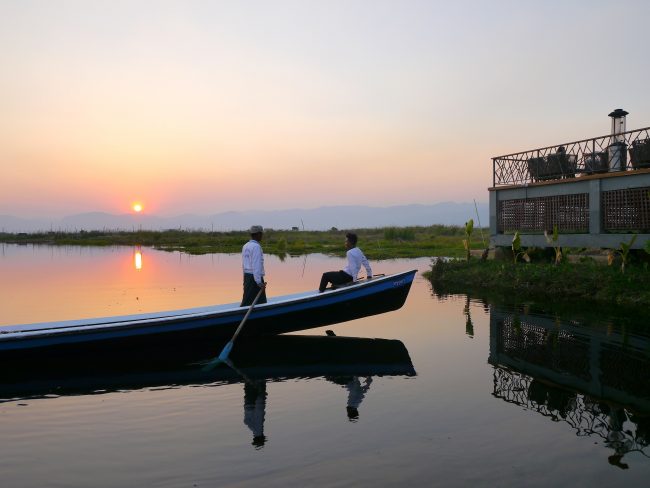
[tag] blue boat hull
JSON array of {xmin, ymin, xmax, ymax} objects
[{"xmin": 0, "ymin": 270, "xmax": 416, "ymax": 363}]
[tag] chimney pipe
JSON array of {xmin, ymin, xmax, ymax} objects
[
  {"xmin": 608, "ymin": 109, "xmax": 629, "ymax": 172},
  {"xmin": 609, "ymin": 108, "xmax": 628, "ymax": 140}
]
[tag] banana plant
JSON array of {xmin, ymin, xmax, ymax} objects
[
  {"xmin": 463, "ymin": 219, "xmax": 474, "ymax": 262},
  {"xmin": 512, "ymin": 231, "xmax": 530, "ymax": 264},
  {"xmin": 544, "ymin": 224, "xmax": 562, "ymax": 265},
  {"xmin": 608, "ymin": 234, "xmax": 637, "ymax": 273}
]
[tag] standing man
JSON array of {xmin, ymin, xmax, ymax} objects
[
  {"xmin": 241, "ymin": 225, "xmax": 267, "ymax": 306},
  {"xmin": 319, "ymin": 232, "xmax": 372, "ymax": 292}
]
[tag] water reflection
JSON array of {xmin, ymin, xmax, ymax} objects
[
  {"xmin": 325, "ymin": 374, "xmax": 374, "ymax": 422},
  {"xmin": 134, "ymin": 246, "xmax": 143, "ymax": 270},
  {"xmin": 488, "ymin": 305, "xmax": 650, "ymax": 467},
  {"xmin": 463, "ymin": 296, "xmax": 474, "ymax": 338},
  {"xmin": 344, "ymin": 376, "xmax": 373, "ymax": 421},
  {"xmin": 233, "ymin": 367, "xmax": 377, "ymax": 447},
  {"xmin": 243, "ymin": 380, "xmax": 267, "ymax": 447},
  {"xmin": 0, "ymin": 334, "xmax": 415, "ymax": 449}
]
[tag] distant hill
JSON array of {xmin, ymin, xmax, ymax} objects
[{"xmin": 0, "ymin": 202, "xmax": 488, "ymax": 232}]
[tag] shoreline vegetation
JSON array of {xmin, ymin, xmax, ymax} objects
[
  {"xmin": 0, "ymin": 225, "xmax": 478, "ymax": 259},
  {"xmin": 425, "ymin": 257, "xmax": 650, "ymax": 309}
]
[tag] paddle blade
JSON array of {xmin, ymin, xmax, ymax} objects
[
  {"xmin": 218, "ymin": 341, "xmax": 234, "ymax": 362},
  {"xmin": 200, "ymin": 357, "xmax": 222, "ymax": 371}
]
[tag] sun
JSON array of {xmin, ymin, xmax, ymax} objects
[{"xmin": 132, "ymin": 203, "xmax": 143, "ymax": 213}]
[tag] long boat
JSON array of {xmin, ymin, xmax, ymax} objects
[{"xmin": 0, "ymin": 270, "xmax": 417, "ymax": 363}]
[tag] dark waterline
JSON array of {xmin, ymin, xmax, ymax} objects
[{"xmin": 1, "ymin": 245, "xmax": 649, "ymax": 487}]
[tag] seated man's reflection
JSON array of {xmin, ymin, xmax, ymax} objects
[
  {"xmin": 346, "ymin": 376, "xmax": 373, "ymax": 420},
  {"xmin": 327, "ymin": 375, "xmax": 373, "ymax": 421},
  {"xmin": 243, "ymin": 380, "xmax": 267, "ymax": 448}
]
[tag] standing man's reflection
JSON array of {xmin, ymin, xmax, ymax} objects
[
  {"xmin": 243, "ymin": 380, "xmax": 267, "ymax": 448},
  {"xmin": 345, "ymin": 376, "xmax": 373, "ymax": 421}
]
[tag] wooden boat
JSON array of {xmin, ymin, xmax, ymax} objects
[
  {"xmin": 0, "ymin": 270, "xmax": 416, "ymax": 362},
  {"xmin": 0, "ymin": 334, "xmax": 416, "ymax": 402}
]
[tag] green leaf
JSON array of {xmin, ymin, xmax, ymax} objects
[
  {"xmin": 465, "ymin": 219, "xmax": 474, "ymax": 235},
  {"xmin": 629, "ymin": 234, "xmax": 638, "ymax": 248},
  {"xmin": 512, "ymin": 231, "xmax": 521, "ymax": 252}
]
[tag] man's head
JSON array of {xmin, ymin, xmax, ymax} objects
[
  {"xmin": 250, "ymin": 225, "xmax": 264, "ymax": 241},
  {"xmin": 345, "ymin": 232, "xmax": 358, "ymax": 249}
]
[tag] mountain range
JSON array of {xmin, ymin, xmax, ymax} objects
[{"xmin": 0, "ymin": 202, "xmax": 488, "ymax": 232}]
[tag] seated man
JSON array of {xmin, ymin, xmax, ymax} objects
[{"xmin": 319, "ymin": 232, "xmax": 372, "ymax": 292}]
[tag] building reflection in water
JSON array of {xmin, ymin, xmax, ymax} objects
[{"xmin": 488, "ymin": 306, "xmax": 650, "ymax": 468}]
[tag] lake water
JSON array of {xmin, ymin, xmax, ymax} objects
[{"xmin": 1, "ymin": 244, "xmax": 649, "ymax": 487}]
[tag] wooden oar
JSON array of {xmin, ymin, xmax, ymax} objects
[{"xmin": 217, "ymin": 285, "xmax": 265, "ymax": 362}]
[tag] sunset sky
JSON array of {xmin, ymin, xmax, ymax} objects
[{"xmin": 1, "ymin": 0, "xmax": 648, "ymax": 218}]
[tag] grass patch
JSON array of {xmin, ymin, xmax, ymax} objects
[{"xmin": 424, "ymin": 258, "xmax": 650, "ymax": 308}]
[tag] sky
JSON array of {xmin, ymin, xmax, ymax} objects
[{"xmin": 1, "ymin": 0, "xmax": 649, "ymax": 218}]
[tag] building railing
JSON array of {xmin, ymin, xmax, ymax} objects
[{"xmin": 492, "ymin": 127, "xmax": 650, "ymax": 187}]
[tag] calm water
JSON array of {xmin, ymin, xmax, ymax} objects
[{"xmin": 1, "ymin": 244, "xmax": 650, "ymax": 487}]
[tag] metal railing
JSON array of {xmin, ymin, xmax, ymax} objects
[{"xmin": 492, "ymin": 127, "xmax": 650, "ymax": 187}]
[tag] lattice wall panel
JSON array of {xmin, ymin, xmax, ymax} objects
[
  {"xmin": 602, "ymin": 187, "xmax": 650, "ymax": 232},
  {"xmin": 498, "ymin": 194, "xmax": 589, "ymax": 233}
]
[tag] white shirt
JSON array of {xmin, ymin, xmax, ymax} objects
[
  {"xmin": 242, "ymin": 240, "xmax": 265, "ymax": 285},
  {"xmin": 343, "ymin": 247, "xmax": 372, "ymax": 279}
]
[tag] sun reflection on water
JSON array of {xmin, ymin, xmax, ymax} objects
[{"xmin": 134, "ymin": 247, "xmax": 143, "ymax": 270}]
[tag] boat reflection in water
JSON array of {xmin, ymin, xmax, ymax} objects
[
  {"xmin": 488, "ymin": 305, "xmax": 650, "ymax": 468},
  {"xmin": 0, "ymin": 334, "xmax": 415, "ymax": 449}
]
